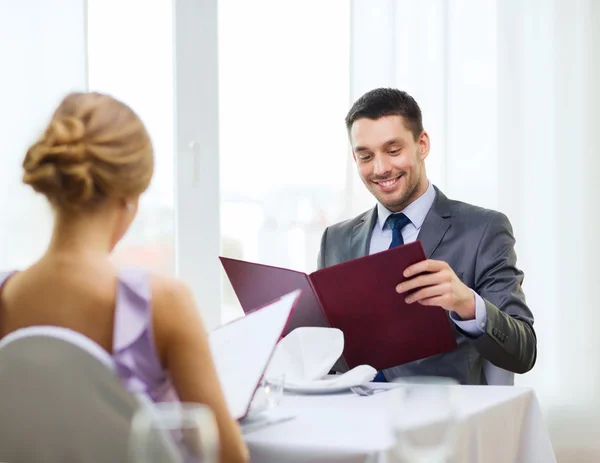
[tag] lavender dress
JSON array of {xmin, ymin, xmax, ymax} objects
[{"xmin": 0, "ymin": 267, "xmax": 178, "ymax": 403}]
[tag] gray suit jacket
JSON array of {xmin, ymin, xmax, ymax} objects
[{"xmin": 317, "ymin": 187, "xmax": 536, "ymax": 385}]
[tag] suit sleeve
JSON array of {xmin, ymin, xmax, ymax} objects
[
  {"xmin": 458, "ymin": 212, "xmax": 537, "ymax": 374},
  {"xmin": 317, "ymin": 226, "xmax": 329, "ymax": 270}
]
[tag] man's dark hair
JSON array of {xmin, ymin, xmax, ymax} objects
[{"xmin": 345, "ymin": 88, "xmax": 423, "ymax": 140}]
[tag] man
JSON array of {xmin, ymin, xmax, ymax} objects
[{"xmin": 318, "ymin": 88, "xmax": 536, "ymax": 385}]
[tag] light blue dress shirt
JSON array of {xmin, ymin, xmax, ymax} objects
[{"xmin": 368, "ymin": 182, "xmax": 487, "ymax": 335}]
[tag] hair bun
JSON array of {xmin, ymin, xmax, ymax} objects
[
  {"xmin": 23, "ymin": 92, "xmax": 154, "ymax": 211},
  {"xmin": 22, "ymin": 116, "xmax": 95, "ymax": 208},
  {"xmin": 22, "ymin": 159, "xmax": 95, "ymax": 207},
  {"xmin": 46, "ymin": 116, "xmax": 85, "ymax": 146}
]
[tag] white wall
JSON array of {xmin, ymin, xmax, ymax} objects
[{"xmin": 0, "ymin": 1, "xmax": 87, "ymax": 268}]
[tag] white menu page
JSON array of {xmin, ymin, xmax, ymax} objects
[{"xmin": 209, "ymin": 290, "xmax": 300, "ymax": 419}]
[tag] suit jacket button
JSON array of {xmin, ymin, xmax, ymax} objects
[{"xmin": 492, "ymin": 328, "xmax": 498, "ymax": 336}]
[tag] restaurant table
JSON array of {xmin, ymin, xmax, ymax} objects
[{"xmin": 244, "ymin": 385, "xmax": 556, "ymax": 463}]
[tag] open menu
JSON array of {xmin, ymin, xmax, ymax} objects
[
  {"xmin": 220, "ymin": 241, "xmax": 458, "ymax": 372},
  {"xmin": 208, "ymin": 290, "xmax": 300, "ymax": 420}
]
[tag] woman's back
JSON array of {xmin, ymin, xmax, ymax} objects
[
  {"xmin": 0, "ymin": 255, "xmax": 178, "ymax": 403},
  {"xmin": 0, "ymin": 256, "xmax": 118, "ymax": 352}
]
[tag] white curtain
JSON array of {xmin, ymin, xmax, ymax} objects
[{"xmin": 350, "ymin": 0, "xmax": 600, "ymax": 459}]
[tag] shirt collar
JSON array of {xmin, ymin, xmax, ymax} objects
[{"xmin": 376, "ymin": 181, "xmax": 436, "ymax": 231}]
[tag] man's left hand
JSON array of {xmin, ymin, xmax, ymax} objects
[{"xmin": 396, "ymin": 259, "xmax": 475, "ymax": 320}]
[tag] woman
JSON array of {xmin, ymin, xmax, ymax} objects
[{"xmin": 0, "ymin": 92, "xmax": 248, "ymax": 463}]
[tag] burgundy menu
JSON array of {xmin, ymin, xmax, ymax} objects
[{"xmin": 220, "ymin": 241, "xmax": 457, "ymax": 372}]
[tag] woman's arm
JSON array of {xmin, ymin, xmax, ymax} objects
[{"xmin": 152, "ymin": 276, "xmax": 249, "ymax": 463}]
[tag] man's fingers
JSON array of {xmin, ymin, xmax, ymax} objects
[
  {"xmin": 416, "ymin": 295, "xmax": 449, "ymax": 308},
  {"xmin": 404, "ymin": 259, "xmax": 447, "ymax": 278},
  {"xmin": 397, "ymin": 272, "xmax": 445, "ymax": 293},
  {"xmin": 405, "ymin": 283, "xmax": 451, "ymax": 304}
]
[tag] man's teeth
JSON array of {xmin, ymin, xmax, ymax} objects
[{"xmin": 380, "ymin": 178, "xmax": 398, "ymax": 187}]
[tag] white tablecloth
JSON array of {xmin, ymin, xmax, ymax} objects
[{"xmin": 244, "ymin": 386, "xmax": 555, "ymax": 463}]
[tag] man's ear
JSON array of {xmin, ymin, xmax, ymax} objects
[{"xmin": 418, "ymin": 131, "xmax": 431, "ymax": 160}]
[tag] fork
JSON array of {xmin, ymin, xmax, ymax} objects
[{"xmin": 350, "ymin": 385, "xmax": 387, "ymax": 396}]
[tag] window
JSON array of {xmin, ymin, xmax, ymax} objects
[
  {"xmin": 0, "ymin": 1, "xmax": 86, "ymax": 269},
  {"xmin": 87, "ymin": 0, "xmax": 175, "ymax": 274},
  {"xmin": 218, "ymin": 0, "xmax": 351, "ymax": 322}
]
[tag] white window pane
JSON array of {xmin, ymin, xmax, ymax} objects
[
  {"xmin": 218, "ymin": 0, "xmax": 351, "ymax": 322},
  {"xmin": 0, "ymin": 1, "xmax": 86, "ymax": 269},
  {"xmin": 87, "ymin": 0, "xmax": 175, "ymax": 274}
]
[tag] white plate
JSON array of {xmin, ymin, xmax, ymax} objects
[
  {"xmin": 283, "ymin": 380, "xmax": 368, "ymax": 394},
  {"xmin": 273, "ymin": 365, "xmax": 378, "ymax": 394}
]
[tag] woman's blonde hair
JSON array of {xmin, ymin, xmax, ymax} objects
[{"xmin": 23, "ymin": 92, "xmax": 154, "ymax": 211}]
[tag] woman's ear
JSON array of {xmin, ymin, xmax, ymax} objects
[{"xmin": 120, "ymin": 197, "xmax": 136, "ymax": 212}]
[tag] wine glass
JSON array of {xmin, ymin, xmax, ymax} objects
[
  {"xmin": 247, "ymin": 374, "xmax": 285, "ymax": 418},
  {"xmin": 388, "ymin": 376, "xmax": 459, "ymax": 463},
  {"xmin": 129, "ymin": 402, "xmax": 219, "ymax": 463}
]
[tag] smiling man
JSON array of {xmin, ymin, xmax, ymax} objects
[{"xmin": 317, "ymin": 88, "xmax": 536, "ymax": 385}]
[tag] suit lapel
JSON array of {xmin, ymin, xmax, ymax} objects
[
  {"xmin": 417, "ymin": 187, "xmax": 452, "ymax": 258},
  {"xmin": 348, "ymin": 186, "xmax": 452, "ymax": 261},
  {"xmin": 349, "ymin": 207, "xmax": 378, "ymax": 260}
]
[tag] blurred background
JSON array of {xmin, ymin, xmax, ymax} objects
[{"xmin": 1, "ymin": 0, "xmax": 599, "ymax": 460}]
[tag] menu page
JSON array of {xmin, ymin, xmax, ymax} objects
[{"xmin": 209, "ymin": 290, "xmax": 300, "ymax": 419}]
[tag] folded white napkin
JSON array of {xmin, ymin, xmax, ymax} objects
[{"xmin": 265, "ymin": 327, "xmax": 376, "ymax": 388}]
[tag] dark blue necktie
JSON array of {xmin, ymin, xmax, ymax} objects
[
  {"xmin": 387, "ymin": 213, "xmax": 412, "ymax": 249},
  {"xmin": 373, "ymin": 213, "xmax": 412, "ymax": 383}
]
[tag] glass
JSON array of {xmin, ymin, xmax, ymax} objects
[
  {"xmin": 247, "ymin": 375, "xmax": 285, "ymax": 418},
  {"xmin": 129, "ymin": 402, "xmax": 219, "ymax": 463},
  {"xmin": 388, "ymin": 376, "xmax": 459, "ymax": 463},
  {"xmin": 87, "ymin": 0, "xmax": 175, "ymax": 274},
  {"xmin": 218, "ymin": 0, "xmax": 351, "ymax": 323}
]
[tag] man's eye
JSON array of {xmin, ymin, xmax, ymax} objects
[{"xmin": 389, "ymin": 149, "xmax": 401, "ymax": 155}]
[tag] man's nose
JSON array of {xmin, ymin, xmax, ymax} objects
[{"xmin": 373, "ymin": 154, "xmax": 392, "ymax": 177}]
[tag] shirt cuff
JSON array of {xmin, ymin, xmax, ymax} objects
[{"xmin": 450, "ymin": 290, "xmax": 487, "ymax": 336}]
